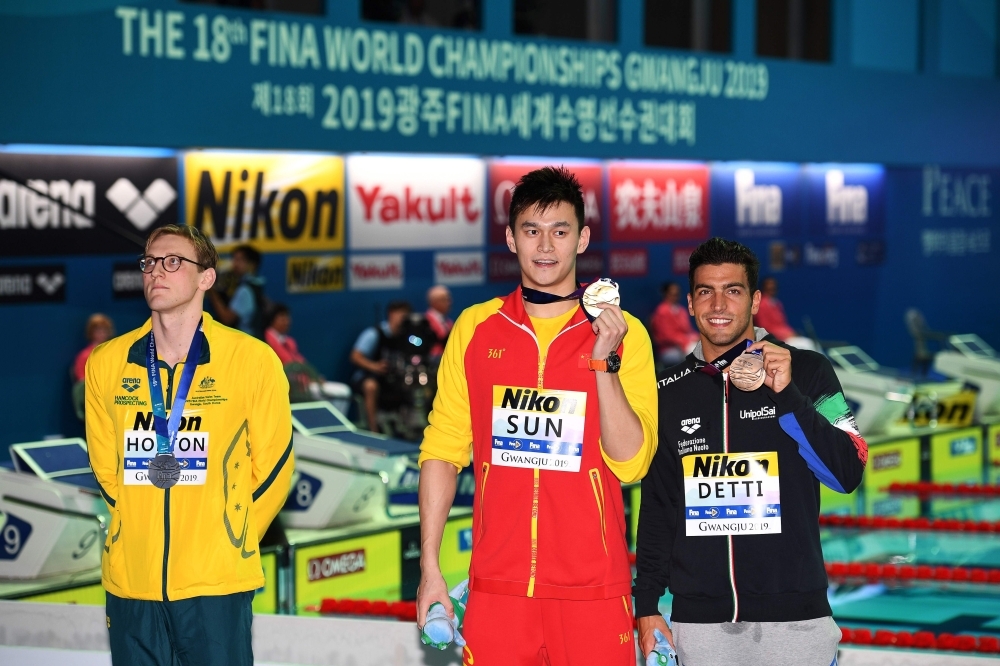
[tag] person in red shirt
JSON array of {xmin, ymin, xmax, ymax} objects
[
  {"xmin": 425, "ymin": 285, "xmax": 454, "ymax": 359},
  {"xmin": 754, "ymin": 277, "xmax": 817, "ymax": 350},
  {"xmin": 74, "ymin": 314, "xmax": 115, "ymax": 382},
  {"xmin": 265, "ymin": 304, "xmax": 350, "ymax": 407},
  {"xmin": 650, "ymin": 282, "xmax": 699, "ymax": 368}
]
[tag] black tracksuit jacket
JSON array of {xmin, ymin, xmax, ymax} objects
[{"xmin": 633, "ymin": 336, "xmax": 868, "ymax": 623}]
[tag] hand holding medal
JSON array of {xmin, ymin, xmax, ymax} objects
[{"xmin": 742, "ymin": 341, "xmax": 792, "ymax": 393}]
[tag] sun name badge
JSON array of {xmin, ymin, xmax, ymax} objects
[
  {"xmin": 491, "ymin": 386, "xmax": 587, "ymax": 473},
  {"xmin": 682, "ymin": 452, "xmax": 781, "ymax": 536},
  {"xmin": 123, "ymin": 429, "xmax": 209, "ymax": 486}
]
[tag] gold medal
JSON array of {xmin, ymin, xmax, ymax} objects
[
  {"xmin": 730, "ymin": 351, "xmax": 766, "ymax": 391},
  {"xmin": 581, "ymin": 278, "xmax": 620, "ymax": 320}
]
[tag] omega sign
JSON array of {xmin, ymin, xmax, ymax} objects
[
  {"xmin": 307, "ymin": 549, "xmax": 366, "ymax": 582},
  {"xmin": 347, "ymin": 154, "xmax": 485, "ymax": 250}
]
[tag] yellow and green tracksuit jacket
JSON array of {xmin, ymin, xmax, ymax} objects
[{"xmin": 85, "ymin": 312, "xmax": 293, "ymax": 601}]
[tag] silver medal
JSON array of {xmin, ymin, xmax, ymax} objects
[{"xmin": 148, "ymin": 453, "xmax": 181, "ymax": 489}]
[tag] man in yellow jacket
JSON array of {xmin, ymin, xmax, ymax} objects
[{"xmin": 86, "ymin": 224, "xmax": 293, "ymax": 666}]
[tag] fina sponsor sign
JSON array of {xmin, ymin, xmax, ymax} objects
[
  {"xmin": 711, "ymin": 163, "xmax": 801, "ymax": 239},
  {"xmin": 0, "ymin": 151, "xmax": 178, "ymax": 256},
  {"xmin": 806, "ymin": 164, "xmax": 884, "ymax": 236},
  {"xmin": 434, "ymin": 251, "xmax": 485, "ymax": 286},
  {"xmin": 348, "ymin": 253, "xmax": 404, "ymax": 290},
  {"xmin": 185, "ymin": 151, "xmax": 345, "ymax": 253},
  {"xmin": 488, "ymin": 160, "xmax": 604, "ymax": 244},
  {"xmin": 0, "ymin": 265, "xmax": 66, "ymax": 304},
  {"xmin": 608, "ymin": 162, "xmax": 710, "ymax": 243},
  {"xmin": 347, "ymin": 154, "xmax": 485, "ymax": 250}
]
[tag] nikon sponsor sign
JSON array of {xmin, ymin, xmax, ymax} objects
[
  {"xmin": 185, "ymin": 152, "xmax": 345, "ymax": 253},
  {"xmin": 286, "ymin": 254, "xmax": 344, "ymax": 293}
]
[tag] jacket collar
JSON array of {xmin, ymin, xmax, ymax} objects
[
  {"xmin": 126, "ymin": 312, "xmax": 214, "ymax": 367},
  {"xmin": 499, "ymin": 284, "xmax": 589, "ymax": 332},
  {"xmin": 691, "ymin": 327, "xmax": 771, "ymax": 362}
]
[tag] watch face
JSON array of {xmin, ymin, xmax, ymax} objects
[{"xmin": 606, "ymin": 352, "xmax": 622, "ymax": 373}]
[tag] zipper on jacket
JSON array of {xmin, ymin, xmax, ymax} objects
[
  {"xmin": 498, "ymin": 311, "xmax": 589, "ymax": 598},
  {"xmin": 160, "ymin": 361, "xmax": 177, "ymax": 601},
  {"xmin": 589, "ymin": 469, "xmax": 608, "ymax": 555},
  {"xmin": 476, "ymin": 462, "xmax": 490, "ymax": 542},
  {"xmin": 723, "ymin": 373, "xmax": 738, "ymax": 622}
]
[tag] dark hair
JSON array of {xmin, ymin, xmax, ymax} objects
[
  {"xmin": 386, "ymin": 300, "xmax": 411, "ymax": 316},
  {"xmin": 508, "ymin": 166, "xmax": 586, "ymax": 232},
  {"xmin": 266, "ymin": 302, "xmax": 289, "ymax": 329},
  {"xmin": 232, "ymin": 244, "xmax": 262, "ymax": 269},
  {"xmin": 687, "ymin": 238, "xmax": 760, "ymax": 294},
  {"xmin": 660, "ymin": 281, "xmax": 678, "ymax": 296}
]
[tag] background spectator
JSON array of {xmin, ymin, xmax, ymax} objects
[
  {"xmin": 209, "ymin": 244, "xmax": 268, "ymax": 338},
  {"xmin": 265, "ymin": 304, "xmax": 351, "ymax": 410},
  {"xmin": 649, "ymin": 281, "xmax": 699, "ymax": 368},
  {"xmin": 72, "ymin": 313, "xmax": 114, "ymax": 421},
  {"xmin": 755, "ymin": 276, "xmax": 817, "ymax": 350},
  {"xmin": 425, "ymin": 284, "xmax": 454, "ymax": 359},
  {"xmin": 350, "ymin": 301, "xmax": 412, "ymax": 433}
]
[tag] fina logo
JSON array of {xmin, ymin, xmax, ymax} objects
[
  {"xmin": 825, "ymin": 170, "xmax": 868, "ymax": 225},
  {"xmin": 735, "ymin": 169, "xmax": 781, "ymax": 227},
  {"xmin": 680, "ymin": 417, "xmax": 701, "ymax": 435}
]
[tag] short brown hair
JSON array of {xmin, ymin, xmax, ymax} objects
[
  {"xmin": 144, "ymin": 224, "xmax": 219, "ymax": 270},
  {"xmin": 85, "ymin": 313, "xmax": 114, "ymax": 341}
]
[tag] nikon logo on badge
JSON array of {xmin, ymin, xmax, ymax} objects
[
  {"xmin": 500, "ymin": 388, "xmax": 577, "ymax": 414},
  {"xmin": 692, "ymin": 454, "xmax": 768, "ymax": 478},
  {"xmin": 307, "ymin": 549, "xmax": 366, "ymax": 582},
  {"xmin": 132, "ymin": 412, "xmax": 202, "ymax": 431},
  {"xmin": 185, "ymin": 153, "xmax": 345, "ymax": 253},
  {"xmin": 740, "ymin": 406, "xmax": 776, "ymax": 421}
]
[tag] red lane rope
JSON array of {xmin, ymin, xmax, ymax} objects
[
  {"xmin": 309, "ymin": 598, "xmax": 418, "ymax": 621},
  {"xmin": 826, "ymin": 561, "xmax": 1000, "ymax": 584},
  {"xmin": 840, "ymin": 627, "xmax": 1000, "ymax": 653},
  {"xmin": 819, "ymin": 514, "xmax": 1000, "ymax": 533},
  {"xmin": 886, "ymin": 481, "xmax": 1000, "ymax": 497}
]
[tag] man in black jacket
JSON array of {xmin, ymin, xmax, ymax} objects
[{"xmin": 634, "ymin": 238, "xmax": 867, "ymax": 666}]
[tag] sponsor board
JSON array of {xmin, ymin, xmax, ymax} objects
[
  {"xmin": 488, "ymin": 161, "xmax": 603, "ymax": 243},
  {"xmin": 856, "ymin": 239, "xmax": 885, "ymax": 266},
  {"xmin": 307, "ymin": 549, "xmax": 367, "ymax": 582},
  {"xmin": 0, "ymin": 151, "xmax": 178, "ymax": 256},
  {"xmin": 806, "ymin": 164, "xmax": 885, "ymax": 237},
  {"xmin": 922, "ymin": 166, "xmax": 994, "ymax": 219},
  {"xmin": 608, "ymin": 248, "xmax": 648, "ymax": 277},
  {"xmin": 768, "ymin": 241, "xmax": 801, "ymax": 272},
  {"xmin": 286, "ymin": 254, "xmax": 345, "ymax": 293},
  {"xmin": 0, "ymin": 264, "xmax": 66, "ymax": 304},
  {"xmin": 711, "ymin": 163, "xmax": 802, "ymax": 239},
  {"xmin": 608, "ymin": 162, "xmax": 710, "ymax": 243},
  {"xmin": 185, "ymin": 151, "xmax": 345, "ymax": 253},
  {"xmin": 112, "ymin": 261, "xmax": 145, "ymax": 299},
  {"xmin": 803, "ymin": 242, "xmax": 839, "ymax": 268},
  {"xmin": 576, "ymin": 251, "xmax": 605, "ymax": 278},
  {"xmin": 347, "ymin": 154, "xmax": 485, "ymax": 250},
  {"xmin": 434, "ymin": 251, "xmax": 485, "ymax": 286},
  {"xmin": 348, "ymin": 253, "xmax": 404, "ymax": 290},
  {"xmin": 672, "ymin": 245, "xmax": 697, "ymax": 275}
]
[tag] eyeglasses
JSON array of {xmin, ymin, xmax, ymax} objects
[{"xmin": 138, "ymin": 254, "xmax": 207, "ymax": 273}]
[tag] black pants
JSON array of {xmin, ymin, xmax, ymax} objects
[{"xmin": 106, "ymin": 590, "xmax": 254, "ymax": 666}]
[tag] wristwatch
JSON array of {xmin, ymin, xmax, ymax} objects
[{"xmin": 588, "ymin": 351, "xmax": 621, "ymax": 373}]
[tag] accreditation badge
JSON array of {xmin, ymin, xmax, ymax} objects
[
  {"xmin": 491, "ymin": 386, "xmax": 587, "ymax": 472},
  {"xmin": 682, "ymin": 452, "xmax": 781, "ymax": 536},
  {"xmin": 123, "ymin": 427, "xmax": 210, "ymax": 485}
]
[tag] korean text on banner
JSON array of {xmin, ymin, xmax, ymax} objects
[
  {"xmin": 347, "ymin": 154, "xmax": 485, "ymax": 250},
  {"xmin": 608, "ymin": 162, "xmax": 710, "ymax": 243},
  {"xmin": 184, "ymin": 151, "xmax": 345, "ymax": 253}
]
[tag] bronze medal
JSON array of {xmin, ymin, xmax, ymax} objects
[{"xmin": 730, "ymin": 351, "xmax": 766, "ymax": 391}]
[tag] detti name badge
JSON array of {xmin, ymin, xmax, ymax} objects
[
  {"xmin": 491, "ymin": 386, "xmax": 587, "ymax": 472},
  {"xmin": 682, "ymin": 452, "xmax": 781, "ymax": 536}
]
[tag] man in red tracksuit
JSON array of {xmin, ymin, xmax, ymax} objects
[{"xmin": 417, "ymin": 167, "xmax": 658, "ymax": 666}]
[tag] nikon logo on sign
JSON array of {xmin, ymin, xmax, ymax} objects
[
  {"xmin": 185, "ymin": 152, "xmax": 344, "ymax": 253},
  {"xmin": 286, "ymin": 255, "xmax": 344, "ymax": 293}
]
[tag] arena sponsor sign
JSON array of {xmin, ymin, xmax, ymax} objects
[
  {"xmin": 711, "ymin": 163, "xmax": 802, "ymax": 239},
  {"xmin": 347, "ymin": 154, "xmax": 485, "ymax": 250},
  {"xmin": 806, "ymin": 164, "xmax": 885, "ymax": 237},
  {"xmin": 348, "ymin": 253, "xmax": 403, "ymax": 290},
  {"xmin": 286, "ymin": 254, "xmax": 345, "ymax": 293},
  {"xmin": 307, "ymin": 549, "xmax": 366, "ymax": 582},
  {"xmin": 184, "ymin": 151, "xmax": 345, "ymax": 253},
  {"xmin": 0, "ymin": 151, "xmax": 178, "ymax": 256},
  {"xmin": 112, "ymin": 261, "xmax": 145, "ymax": 299},
  {"xmin": 608, "ymin": 248, "xmax": 648, "ymax": 277},
  {"xmin": 434, "ymin": 251, "xmax": 484, "ymax": 286},
  {"xmin": 488, "ymin": 160, "xmax": 604, "ymax": 244},
  {"xmin": 0, "ymin": 265, "xmax": 66, "ymax": 304},
  {"xmin": 608, "ymin": 162, "xmax": 710, "ymax": 243}
]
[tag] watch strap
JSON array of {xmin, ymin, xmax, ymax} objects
[{"xmin": 587, "ymin": 358, "xmax": 608, "ymax": 372}]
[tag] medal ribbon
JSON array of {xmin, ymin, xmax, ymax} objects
[
  {"xmin": 146, "ymin": 320, "xmax": 204, "ymax": 456},
  {"xmin": 699, "ymin": 339, "xmax": 757, "ymax": 377},
  {"xmin": 520, "ymin": 283, "xmax": 588, "ymax": 305}
]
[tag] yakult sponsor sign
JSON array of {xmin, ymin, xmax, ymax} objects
[
  {"xmin": 488, "ymin": 161, "xmax": 604, "ymax": 244},
  {"xmin": 347, "ymin": 155, "xmax": 486, "ymax": 250},
  {"xmin": 608, "ymin": 163, "xmax": 710, "ymax": 242},
  {"xmin": 349, "ymin": 253, "xmax": 404, "ymax": 290},
  {"xmin": 435, "ymin": 251, "xmax": 485, "ymax": 286}
]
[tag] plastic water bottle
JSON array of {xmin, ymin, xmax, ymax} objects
[
  {"xmin": 646, "ymin": 618, "xmax": 679, "ymax": 666},
  {"xmin": 420, "ymin": 579, "xmax": 469, "ymax": 650}
]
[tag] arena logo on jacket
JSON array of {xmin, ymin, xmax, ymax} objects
[{"xmin": 122, "ymin": 411, "xmax": 209, "ymax": 485}]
